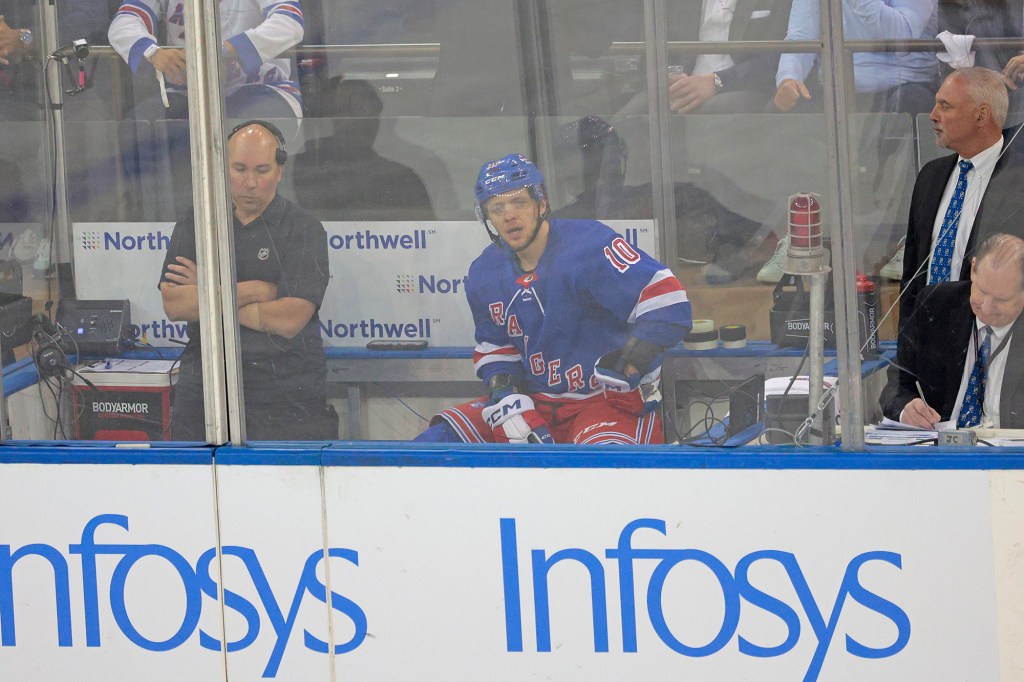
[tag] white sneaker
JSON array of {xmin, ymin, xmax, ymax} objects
[
  {"xmin": 880, "ymin": 239, "xmax": 905, "ymax": 281},
  {"xmin": 756, "ymin": 236, "xmax": 788, "ymax": 283}
]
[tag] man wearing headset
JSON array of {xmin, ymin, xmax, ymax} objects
[
  {"xmin": 159, "ymin": 120, "xmax": 331, "ymax": 440},
  {"xmin": 415, "ymin": 153, "xmax": 692, "ymax": 445}
]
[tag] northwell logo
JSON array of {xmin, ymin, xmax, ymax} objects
[
  {"xmin": 82, "ymin": 230, "xmax": 171, "ymax": 251},
  {"xmin": 395, "ymin": 274, "xmax": 415, "ymax": 294},
  {"xmin": 396, "ymin": 274, "xmax": 468, "ymax": 295},
  {"xmin": 329, "ymin": 229, "xmax": 429, "ymax": 251},
  {"xmin": 80, "ymin": 232, "xmax": 102, "ymax": 250}
]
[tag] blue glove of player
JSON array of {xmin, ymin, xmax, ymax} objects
[
  {"xmin": 481, "ymin": 393, "xmax": 555, "ymax": 444},
  {"xmin": 593, "ymin": 349, "xmax": 642, "ymax": 392}
]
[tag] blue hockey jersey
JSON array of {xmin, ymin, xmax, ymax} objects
[{"xmin": 467, "ymin": 218, "xmax": 692, "ymax": 397}]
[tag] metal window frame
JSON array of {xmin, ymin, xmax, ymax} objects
[{"xmin": 185, "ymin": 0, "xmax": 246, "ymax": 445}]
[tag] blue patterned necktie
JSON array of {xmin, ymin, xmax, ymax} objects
[
  {"xmin": 929, "ymin": 160, "xmax": 973, "ymax": 284},
  {"xmin": 957, "ymin": 325, "xmax": 991, "ymax": 428}
]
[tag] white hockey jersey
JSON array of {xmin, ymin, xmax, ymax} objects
[{"xmin": 109, "ymin": 0, "xmax": 304, "ymax": 115}]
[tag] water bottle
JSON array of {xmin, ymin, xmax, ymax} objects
[{"xmin": 856, "ymin": 273, "xmax": 879, "ymax": 359}]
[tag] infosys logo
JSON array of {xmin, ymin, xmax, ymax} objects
[
  {"xmin": 396, "ymin": 274, "xmax": 467, "ymax": 295},
  {"xmin": 500, "ymin": 518, "xmax": 910, "ymax": 681},
  {"xmin": 0, "ymin": 514, "xmax": 367, "ymax": 678},
  {"xmin": 329, "ymin": 229, "xmax": 429, "ymax": 251},
  {"xmin": 82, "ymin": 231, "xmax": 171, "ymax": 251}
]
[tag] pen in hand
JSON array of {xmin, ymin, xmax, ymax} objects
[{"xmin": 913, "ymin": 380, "xmax": 940, "ymax": 429}]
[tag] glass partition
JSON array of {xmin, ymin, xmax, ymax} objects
[
  {"xmin": 839, "ymin": 0, "xmax": 940, "ymax": 442},
  {"xmin": 4, "ymin": 0, "xmax": 1021, "ymax": 447},
  {"xmin": 662, "ymin": 0, "xmax": 842, "ymax": 445}
]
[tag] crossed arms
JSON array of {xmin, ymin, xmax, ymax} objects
[{"xmin": 160, "ymin": 256, "xmax": 314, "ymax": 339}]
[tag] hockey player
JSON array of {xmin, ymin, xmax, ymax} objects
[{"xmin": 415, "ymin": 153, "xmax": 692, "ymax": 445}]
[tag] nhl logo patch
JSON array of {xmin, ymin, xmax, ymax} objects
[{"xmin": 257, "ymin": 247, "xmax": 270, "ymax": 261}]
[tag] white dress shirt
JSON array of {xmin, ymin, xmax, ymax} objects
[
  {"xmin": 927, "ymin": 137, "xmax": 1003, "ymax": 284},
  {"xmin": 693, "ymin": 0, "xmax": 736, "ymax": 76}
]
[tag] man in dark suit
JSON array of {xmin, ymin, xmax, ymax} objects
[
  {"xmin": 898, "ymin": 67, "xmax": 1024, "ymax": 329},
  {"xmin": 882, "ymin": 233, "xmax": 1024, "ymax": 429},
  {"xmin": 666, "ymin": 0, "xmax": 793, "ymax": 114}
]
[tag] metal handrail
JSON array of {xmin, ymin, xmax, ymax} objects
[{"xmin": 83, "ymin": 36, "xmax": 1024, "ymax": 60}]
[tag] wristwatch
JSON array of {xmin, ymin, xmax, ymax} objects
[
  {"xmin": 712, "ymin": 72, "xmax": 724, "ymax": 90},
  {"xmin": 18, "ymin": 29, "xmax": 32, "ymax": 49}
]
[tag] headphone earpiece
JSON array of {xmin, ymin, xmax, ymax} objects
[
  {"xmin": 34, "ymin": 343, "xmax": 65, "ymax": 378},
  {"xmin": 228, "ymin": 119, "xmax": 288, "ymax": 165}
]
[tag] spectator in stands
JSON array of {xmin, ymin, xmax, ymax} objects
[
  {"xmin": 666, "ymin": 0, "xmax": 794, "ymax": 114},
  {"xmin": 292, "ymin": 78, "xmax": 435, "ymax": 221},
  {"xmin": 939, "ymin": 0, "xmax": 1024, "ymax": 123},
  {"xmin": 415, "ymin": 153, "xmax": 692, "ymax": 445},
  {"xmin": 774, "ymin": 0, "xmax": 938, "ymax": 115},
  {"xmin": 881, "ymin": 232, "xmax": 1024, "ymax": 428},
  {"xmin": 0, "ymin": 11, "xmax": 31, "ymax": 67},
  {"xmin": 110, "ymin": 0, "xmax": 304, "ymax": 213},
  {"xmin": 159, "ymin": 121, "xmax": 333, "ymax": 440},
  {"xmin": 109, "ymin": 0, "xmax": 304, "ymax": 124},
  {"xmin": 0, "ymin": 1, "xmax": 110, "ymax": 119},
  {"xmin": 759, "ymin": 0, "xmax": 939, "ymax": 282}
]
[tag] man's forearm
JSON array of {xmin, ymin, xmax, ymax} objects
[
  {"xmin": 236, "ymin": 279, "xmax": 278, "ymax": 308},
  {"xmin": 160, "ymin": 283, "xmax": 200, "ymax": 321},
  {"xmin": 238, "ymin": 297, "xmax": 315, "ymax": 338}
]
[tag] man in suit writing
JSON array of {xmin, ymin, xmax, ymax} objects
[{"xmin": 882, "ymin": 233, "xmax": 1024, "ymax": 429}]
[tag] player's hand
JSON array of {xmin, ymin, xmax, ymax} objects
[
  {"xmin": 668, "ymin": 73, "xmax": 717, "ymax": 113},
  {"xmin": 594, "ymin": 349, "xmax": 642, "ymax": 392},
  {"xmin": 1003, "ymin": 54, "xmax": 1024, "ymax": 87},
  {"xmin": 774, "ymin": 79, "xmax": 811, "ymax": 112},
  {"xmin": 151, "ymin": 47, "xmax": 187, "ymax": 85},
  {"xmin": 900, "ymin": 398, "xmax": 940, "ymax": 429},
  {"xmin": 482, "ymin": 393, "xmax": 555, "ymax": 444},
  {"xmin": 163, "ymin": 256, "xmax": 198, "ymax": 286}
]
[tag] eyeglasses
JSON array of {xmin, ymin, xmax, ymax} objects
[{"xmin": 486, "ymin": 196, "xmax": 534, "ymax": 216}]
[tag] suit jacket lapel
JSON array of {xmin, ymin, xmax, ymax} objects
[
  {"xmin": 963, "ymin": 132, "xmax": 1024, "ymax": 276},
  {"xmin": 729, "ymin": 0, "xmax": 753, "ymax": 39},
  {"xmin": 673, "ymin": 2, "xmax": 703, "ymax": 72},
  {"xmin": 999, "ymin": 316, "xmax": 1024, "ymax": 427},
  {"xmin": 943, "ymin": 290, "xmax": 976, "ymax": 411},
  {"xmin": 919, "ymin": 154, "xmax": 958, "ymax": 271}
]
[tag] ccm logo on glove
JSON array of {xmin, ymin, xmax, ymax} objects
[{"xmin": 481, "ymin": 394, "xmax": 555, "ymax": 444}]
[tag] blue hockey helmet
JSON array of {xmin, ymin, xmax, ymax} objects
[{"xmin": 474, "ymin": 153, "xmax": 546, "ymax": 215}]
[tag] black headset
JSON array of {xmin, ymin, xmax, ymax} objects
[
  {"xmin": 31, "ymin": 314, "xmax": 69, "ymax": 379},
  {"xmin": 228, "ymin": 119, "xmax": 288, "ymax": 165}
]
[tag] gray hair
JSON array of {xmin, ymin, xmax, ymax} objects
[
  {"xmin": 974, "ymin": 233, "xmax": 1024, "ymax": 289},
  {"xmin": 948, "ymin": 67, "xmax": 1009, "ymax": 127}
]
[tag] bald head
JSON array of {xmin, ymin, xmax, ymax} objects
[
  {"xmin": 970, "ymin": 233, "xmax": 1024, "ymax": 327},
  {"xmin": 228, "ymin": 124, "xmax": 285, "ymax": 224}
]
